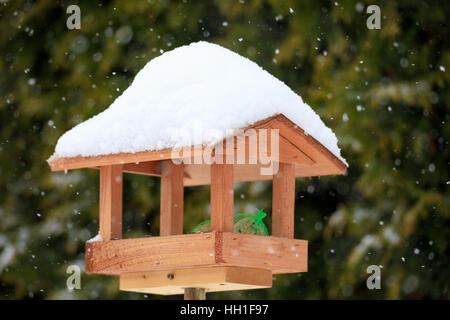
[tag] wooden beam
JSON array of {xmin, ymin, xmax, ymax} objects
[
  {"xmin": 99, "ymin": 165, "xmax": 123, "ymax": 240},
  {"xmin": 160, "ymin": 160, "xmax": 193, "ymax": 296},
  {"xmin": 86, "ymin": 233, "xmax": 217, "ymax": 275},
  {"xmin": 184, "ymin": 288, "xmax": 206, "ymax": 300},
  {"xmin": 160, "ymin": 161, "xmax": 184, "ymax": 236},
  {"xmin": 119, "ymin": 267, "xmax": 272, "ymax": 296},
  {"xmin": 123, "ymin": 161, "xmax": 161, "ymax": 177},
  {"xmin": 272, "ymin": 162, "xmax": 295, "ymax": 238},
  {"xmin": 86, "ymin": 232, "xmax": 307, "ymax": 275},
  {"xmin": 273, "ymin": 115, "xmax": 347, "ymax": 174},
  {"xmin": 49, "ymin": 148, "xmax": 175, "ymax": 171},
  {"xmin": 221, "ymin": 232, "xmax": 307, "ymax": 274},
  {"xmin": 183, "ymin": 163, "xmax": 273, "ymax": 187},
  {"xmin": 210, "ymin": 163, "xmax": 234, "ymax": 232}
]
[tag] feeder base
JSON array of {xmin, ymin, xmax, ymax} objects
[
  {"xmin": 86, "ymin": 232, "xmax": 308, "ymax": 275},
  {"xmin": 120, "ymin": 266, "xmax": 272, "ymax": 295}
]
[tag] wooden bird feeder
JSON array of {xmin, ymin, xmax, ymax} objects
[{"xmin": 48, "ymin": 114, "xmax": 346, "ymax": 298}]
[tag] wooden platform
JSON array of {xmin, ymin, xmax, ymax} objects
[
  {"xmin": 120, "ymin": 266, "xmax": 272, "ymax": 295},
  {"xmin": 86, "ymin": 232, "xmax": 308, "ymax": 275}
]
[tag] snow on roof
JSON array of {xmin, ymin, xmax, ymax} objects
[{"xmin": 51, "ymin": 41, "xmax": 346, "ymax": 164}]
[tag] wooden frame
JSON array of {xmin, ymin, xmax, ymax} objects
[
  {"xmin": 99, "ymin": 165, "xmax": 123, "ymax": 240},
  {"xmin": 86, "ymin": 232, "xmax": 307, "ymax": 275},
  {"xmin": 272, "ymin": 163, "xmax": 295, "ymax": 238},
  {"xmin": 120, "ymin": 266, "xmax": 272, "ymax": 295},
  {"xmin": 160, "ymin": 161, "xmax": 184, "ymax": 236},
  {"xmin": 210, "ymin": 163, "xmax": 234, "ymax": 232}
]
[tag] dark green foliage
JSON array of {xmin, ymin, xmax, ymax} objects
[{"xmin": 0, "ymin": 0, "xmax": 448, "ymax": 299}]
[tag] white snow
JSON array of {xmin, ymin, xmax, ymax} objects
[
  {"xmin": 50, "ymin": 41, "xmax": 346, "ymax": 164},
  {"xmin": 86, "ymin": 233, "xmax": 103, "ymax": 243}
]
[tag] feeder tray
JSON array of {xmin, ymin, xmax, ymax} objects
[{"xmin": 120, "ymin": 266, "xmax": 272, "ymax": 295}]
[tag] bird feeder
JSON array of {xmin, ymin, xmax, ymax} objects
[
  {"xmin": 48, "ymin": 114, "xmax": 346, "ymax": 296},
  {"xmin": 47, "ymin": 42, "xmax": 347, "ymax": 298}
]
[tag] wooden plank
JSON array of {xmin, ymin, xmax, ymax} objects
[
  {"xmin": 123, "ymin": 161, "xmax": 161, "ymax": 176},
  {"xmin": 86, "ymin": 233, "xmax": 216, "ymax": 275},
  {"xmin": 118, "ymin": 161, "xmax": 325, "ymax": 186},
  {"xmin": 181, "ymin": 134, "xmax": 316, "ymax": 187},
  {"xmin": 220, "ymin": 232, "xmax": 307, "ymax": 274},
  {"xmin": 274, "ymin": 115, "xmax": 347, "ymax": 174},
  {"xmin": 183, "ymin": 163, "xmax": 271, "ymax": 186},
  {"xmin": 99, "ymin": 165, "xmax": 123, "ymax": 240},
  {"xmin": 160, "ymin": 161, "xmax": 184, "ymax": 236},
  {"xmin": 278, "ymin": 135, "xmax": 315, "ymax": 165},
  {"xmin": 49, "ymin": 148, "xmax": 175, "ymax": 171},
  {"xmin": 210, "ymin": 163, "xmax": 234, "ymax": 232},
  {"xmin": 120, "ymin": 266, "xmax": 272, "ymax": 295},
  {"xmin": 184, "ymin": 288, "xmax": 206, "ymax": 300},
  {"xmin": 86, "ymin": 232, "xmax": 307, "ymax": 275},
  {"xmin": 49, "ymin": 146, "xmax": 204, "ymax": 172},
  {"xmin": 223, "ymin": 128, "xmax": 314, "ymax": 166},
  {"xmin": 272, "ymin": 162, "xmax": 295, "ymax": 238}
]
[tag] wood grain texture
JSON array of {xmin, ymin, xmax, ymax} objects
[
  {"xmin": 273, "ymin": 115, "xmax": 347, "ymax": 176},
  {"xmin": 99, "ymin": 165, "xmax": 123, "ymax": 240},
  {"xmin": 183, "ymin": 163, "xmax": 271, "ymax": 186},
  {"xmin": 123, "ymin": 161, "xmax": 161, "ymax": 176},
  {"xmin": 160, "ymin": 161, "xmax": 184, "ymax": 236},
  {"xmin": 210, "ymin": 163, "xmax": 234, "ymax": 232},
  {"xmin": 86, "ymin": 232, "xmax": 307, "ymax": 275},
  {"xmin": 220, "ymin": 232, "xmax": 308, "ymax": 274},
  {"xmin": 120, "ymin": 266, "xmax": 272, "ymax": 296},
  {"xmin": 184, "ymin": 288, "xmax": 206, "ymax": 300},
  {"xmin": 86, "ymin": 233, "xmax": 216, "ymax": 275},
  {"xmin": 272, "ymin": 162, "xmax": 295, "ymax": 238}
]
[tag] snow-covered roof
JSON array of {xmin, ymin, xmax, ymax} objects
[{"xmin": 50, "ymin": 41, "xmax": 346, "ymax": 165}]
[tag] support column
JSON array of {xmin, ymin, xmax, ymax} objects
[
  {"xmin": 99, "ymin": 165, "xmax": 123, "ymax": 240},
  {"xmin": 160, "ymin": 161, "xmax": 184, "ymax": 236},
  {"xmin": 210, "ymin": 163, "xmax": 234, "ymax": 232},
  {"xmin": 272, "ymin": 162, "xmax": 295, "ymax": 238},
  {"xmin": 184, "ymin": 288, "xmax": 206, "ymax": 300}
]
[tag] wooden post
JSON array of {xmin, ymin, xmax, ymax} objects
[
  {"xmin": 181, "ymin": 163, "xmax": 235, "ymax": 300},
  {"xmin": 210, "ymin": 163, "xmax": 234, "ymax": 232},
  {"xmin": 160, "ymin": 161, "xmax": 196, "ymax": 298},
  {"xmin": 160, "ymin": 161, "xmax": 184, "ymax": 236},
  {"xmin": 272, "ymin": 162, "xmax": 295, "ymax": 238},
  {"xmin": 184, "ymin": 288, "xmax": 206, "ymax": 300},
  {"xmin": 99, "ymin": 165, "xmax": 123, "ymax": 240}
]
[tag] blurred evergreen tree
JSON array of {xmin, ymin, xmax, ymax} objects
[{"xmin": 0, "ymin": 0, "xmax": 448, "ymax": 299}]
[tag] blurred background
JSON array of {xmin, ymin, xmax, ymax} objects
[{"xmin": 0, "ymin": 0, "xmax": 449, "ymax": 299}]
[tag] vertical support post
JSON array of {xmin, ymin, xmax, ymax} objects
[
  {"xmin": 272, "ymin": 162, "xmax": 295, "ymax": 238},
  {"xmin": 184, "ymin": 288, "xmax": 206, "ymax": 300},
  {"xmin": 160, "ymin": 160, "xmax": 192, "ymax": 298},
  {"xmin": 99, "ymin": 165, "xmax": 123, "ymax": 240},
  {"xmin": 160, "ymin": 161, "xmax": 184, "ymax": 236},
  {"xmin": 210, "ymin": 163, "xmax": 234, "ymax": 232}
]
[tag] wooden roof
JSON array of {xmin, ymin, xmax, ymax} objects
[{"xmin": 48, "ymin": 114, "xmax": 346, "ymax": 185}]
